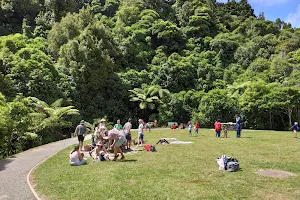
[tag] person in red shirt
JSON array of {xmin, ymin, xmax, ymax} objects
[
  {"xmin": 172, "ymin": 123, "xmax": 177, "ymax": 130},
  {"xmin": 214, "ymin": 119, "xmax": 222, "ymax": 137},
  {"xmin": 194, "ymin": 122, "xmax": 200, "ymax": 136}
]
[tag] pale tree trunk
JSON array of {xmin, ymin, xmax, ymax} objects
[
  {"xmin": 288, "ymin": 108, "xmax": 292, "ymax": 127},
  {"xmin": 269, "ymin": 111, "xmax": 273, "ymax": 130}
]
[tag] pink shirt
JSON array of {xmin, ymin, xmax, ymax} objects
[{"xmin": 108, "ymin": 128, "xmax": 124, "ymax": 140}]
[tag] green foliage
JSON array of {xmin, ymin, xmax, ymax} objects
[{"xmin": 129, "ymin": 84, "xmax": 169, "ymax": 120}]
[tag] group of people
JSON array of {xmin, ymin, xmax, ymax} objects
[
  {"xmin": 213, "ymin": 114, "xmax": 300, "ymax": 139},
  {"xmin": 69, "ymin": 118, "xmax": 146, "ymax": 166},
  {"xmin": 213, "ymin": 114, "xmax": 241, "ymax": 138},
  {"xmin": 187, "ymin": 121, "xmax": 200, "ymax": 136}
]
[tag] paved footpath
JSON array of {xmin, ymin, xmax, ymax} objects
[{"xmin": 0, "ymin": 135, "xmax": 91, "ymax": 200}]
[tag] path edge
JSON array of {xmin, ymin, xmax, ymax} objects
[
  {"xmin": 26, "ymin": 149, "xmax": 62, "ymax": 200},
  {"xmin": 26, "ymin": 135, "xmax": 92, "ymax": 200}
]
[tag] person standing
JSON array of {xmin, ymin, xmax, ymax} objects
[
  {"xmin": 114, "ymin": 119, "xmax": 123, "ymax": 130},
  {"xmin": 194, "ymin": 122, "xmax": 200, "ymax": 136},
  {"xmin": 188, "ymin": 121, "xmax": 192, "ymax": 136},
  {"xmin": 93, "ymin": 123, "xmax": 100, "ymax": 144},
  {"xmin": 290, "ymin": 122, "xmax": 299, "ymax": 138},
  {"xmin": 123, "ymin": 118, "xmax": 132, "ymax": 150},
  {"xmin": 138, "ymin": 119, "xmax": 144, "ymax": 145},
  {"xmin": 108, "ymin": 128, "xmax": 126, "ymax": 161},
  {"xmin": 235, "ymin": 114, "xmax": 241, "ymax": 138},
  {"xmin": 214, "ymin": 119, "xmax": 222, "ymax": 137},
  {"xmin": 74, "ymin": 120, "xmax": 86, "ymax": 150}
]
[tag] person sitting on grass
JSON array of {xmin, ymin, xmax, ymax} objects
[
  {"xmin": 290, "ymin": 122, "xmax": 299, "ymax": 138},
  {"xmin": 99, "ymin": 151, "xmax": 109, "ymax": 161},
  {"xmin": 91, "ymin": 141, "xmax": 108, "ymax": 161},
  {"xmin": 69, "ymin": 144, "xmax": 87, "ymax": 166},
  {"xmin": 108, "ymin": 128, "xmax": 127, "ymax": 161}
]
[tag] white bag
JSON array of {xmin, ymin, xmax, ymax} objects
[{"xmin": 216, "ymin": 155, "xmax": 228, "ymax": 170}]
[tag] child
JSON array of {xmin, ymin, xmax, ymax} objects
[
  {"xmin": 290, "ymin": 122, "xmax": 299, "ymax": 138},
  {"xmin": 92, "ymin": 141, "xmax": 107, "ymax": 161},
  {"xmin": 99, "ymin": 151, "xmax": 109, "ymax": 161},
  {"xmin": 223, "ymin": 127, "xmax": 228, "ymax": 138},
  {"xmin": 194, "ymin": 122, "xmax": 200, "ymax": 136},
  {"xmin": 188, "ymin": 121, "xmax": 192, "ymax": 136},
  {"xmin": 172, "ymin": 123, "xmax": 177, "ymax": 130}
]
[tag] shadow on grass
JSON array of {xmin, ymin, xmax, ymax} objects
[{"xmin": 119, "ymin": 159, "xmax": 137, "ymax": 162}]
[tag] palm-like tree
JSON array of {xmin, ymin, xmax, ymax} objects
[
  {"xmin": 148, "ymin": 85, "xmax": 170, "ymax": 99},
  {"xmin": 30, "ymin": 97, "xmax": 80, "ymax": 135},
  {"xmin": 129, "ymin": 85, "xmax": 170, "ymax": 120}
]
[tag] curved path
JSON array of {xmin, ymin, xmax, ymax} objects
[{"xmin": 0, "ymin": 135, "xmax": 91, "ymax": 200}]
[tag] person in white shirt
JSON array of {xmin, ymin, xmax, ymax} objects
[
  {"xmin": 108, "ymin": 128, "xmax": 126, "ymax": 161},
  {"xmin": 69, "ymin": 144, "xmax": 87, "ymax": 166},
  {"xmin": 123, "ymin": 118, "xmax": 132, "ymax": 150},
  {"xmin": 138, "ymin": 119, "xmax": 144, "ymax": 145}
]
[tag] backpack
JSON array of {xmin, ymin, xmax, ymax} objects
[
  {"xmin": 150, "ymin": 145, "xmax": 157, "ymax": 152},
  {"xmin": 216, "ymin": 155, "xmax": 239, "ymax": 172}
]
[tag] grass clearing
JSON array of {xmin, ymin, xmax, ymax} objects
[{"xmin": 33, "ymin": 129, "xmax": 300, "ymax": 200}]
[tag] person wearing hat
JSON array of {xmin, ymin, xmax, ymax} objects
[
  {"xmin": 90, "ymin": 141, "xmax": 108, "ymax": 161},
  {"xmin": 69, "ymin": 144, "xmax": 87, "ymax": 166},
  {"xmin": 108, "ymin": 128, "xmax": 126, "ymax": 161},
  {"xmin": 100, "ymin": 118, "xmax": 106, "ymax": 128},
  {"xmin": 74, "ymin": 120, "xmax": 87, "ymax": 150}
]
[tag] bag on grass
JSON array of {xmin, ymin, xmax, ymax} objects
[
  {"xmin": 144, "ymin": 144, "xmax": 157, "ymax": 152},
  {"xmin": 216, "ymin": 155, "xmax": 239, "ymax": 172},
  {"xmin": 150, "ymin": 145, "xmax": 156, "ymax": 152},
  {"xmin": 227, "ymin": 161, "xmax": 239, "ymax": 172}
]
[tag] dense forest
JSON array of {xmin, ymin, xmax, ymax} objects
[{"xmin": 1, "ymin": 0, "xmax": 300, "ymax": 157}]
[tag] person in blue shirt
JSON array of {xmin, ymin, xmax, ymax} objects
[
  {"xmin": 290, "ymin": 122, "xmax": 299, "ymax": 138},
  {"xmin": 235, "ymin": 114, "xmax": 241, "ymax": 138}
]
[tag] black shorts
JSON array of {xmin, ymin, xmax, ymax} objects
[
  {"xmin": 125, "ymin": 133, "xmax": 131, "ymax": 140},
  {"xmin": 78, "ymin": 135, "xmax": 84, "ymax": 142}
]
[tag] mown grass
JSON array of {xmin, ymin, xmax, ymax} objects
[{"xmin": 33, "ymin": 129, "xmax": 300, "ymax": 200}]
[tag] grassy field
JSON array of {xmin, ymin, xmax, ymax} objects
[{"xmin": 33, "ymin": 129, "xmax": 300, "ymax": 200}]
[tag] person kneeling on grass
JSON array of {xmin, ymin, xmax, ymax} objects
[
  {"xmin": 108, "ymin": 128, "xmax": 127, "ymax": 161},
  {"xmin": 69, "ymin": 144, "xmax": 87, "ymax": 166}
]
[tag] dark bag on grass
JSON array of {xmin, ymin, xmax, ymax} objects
[
  {"xmin": 150, "ymin": 145, "xmax": 156, "ymax": 152},
  {"xmin": 217, "ymin": 155, "xmax": 239, "ymax": 172}
]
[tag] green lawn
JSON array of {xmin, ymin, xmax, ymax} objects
[{"xmin": 33, "ymin": 129, "xmax": 300, "ymax": 200}]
